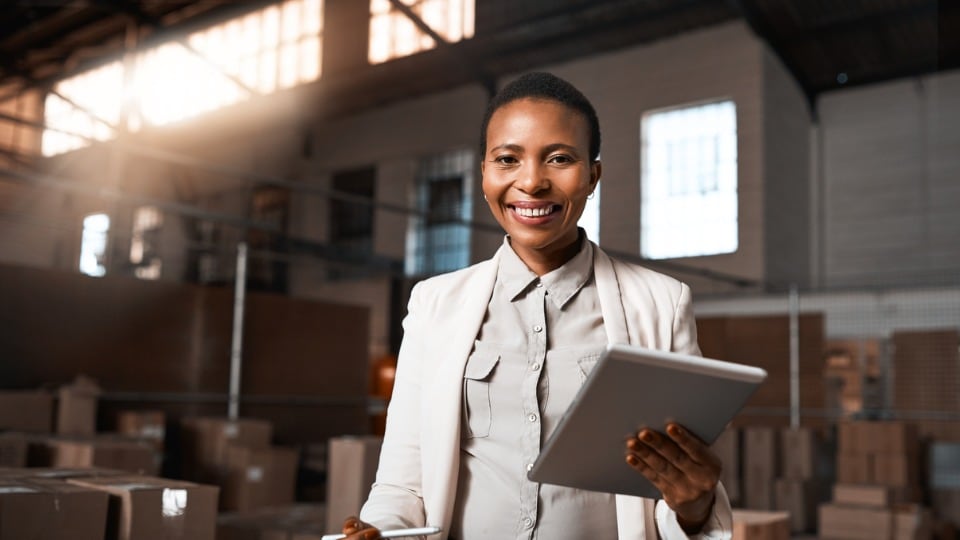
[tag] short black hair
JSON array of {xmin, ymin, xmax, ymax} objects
[{"xmin": 479, "ymin": 72, "xmax": 601, "ymax": 162}]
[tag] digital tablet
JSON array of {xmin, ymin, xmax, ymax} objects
[{"xmin": 527, "ymin": 344, "xmax": 767, "ymax": 498}]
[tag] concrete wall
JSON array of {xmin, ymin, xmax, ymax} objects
[{"xmin": 818, "ymin": 70, "xmax": 960, "ymax": 289}]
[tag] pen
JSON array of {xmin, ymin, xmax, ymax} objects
[{"xmin": 320, "ymin": 526, "xmax": 442, "ymax": 540}]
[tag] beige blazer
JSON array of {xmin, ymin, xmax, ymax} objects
[{"xmin": 360, "ymin": 242, "xmax": 732, "ymax": 539}]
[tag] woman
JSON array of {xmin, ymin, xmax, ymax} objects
[{"xmin": 337, "ymin": 72, "xmax": 732, "ymax": 539}]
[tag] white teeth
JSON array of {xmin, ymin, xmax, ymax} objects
[{"xmin": 515, "ymin": 206, "xmax": 555, "ymax": 217}]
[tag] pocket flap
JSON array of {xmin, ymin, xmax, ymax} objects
[{"xmin": 464, "ymin": 352, "xmax": 500, "ymax": 381}]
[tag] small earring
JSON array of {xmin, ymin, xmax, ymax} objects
[
  {"xmin": 483, "ymin": 194, "xmax": 488, "ymax": 201},
  {"xmin": 587, "ymin": 192, "xmax": 595, "ymax": 200}
]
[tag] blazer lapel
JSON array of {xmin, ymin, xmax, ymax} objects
[
  {"xmin": 423, "ymin": 248, "xmax": 501, "ymax": 532},
  {"xmin": 592, "ymin": 243, "xmax": 630, "ymax": 345}
]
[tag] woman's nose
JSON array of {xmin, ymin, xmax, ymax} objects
[{"xmin": 514, "ymin": 163, "xmax": 549, "ymax": 194}]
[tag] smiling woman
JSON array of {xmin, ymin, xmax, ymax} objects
[
  {"xmin": 329, "ymin": 72, "xmax": 733, "ymax": 540},
  {"xmin": 481, "ymin": 97, "xmax": 600, "ymax": 276}
]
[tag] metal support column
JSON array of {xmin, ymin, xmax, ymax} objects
[{"xmin": 228, "ymin": 242, "xmax": 248, "ymax": 420}]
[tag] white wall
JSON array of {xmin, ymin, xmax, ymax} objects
[{"xmin": 818, "ymin": 70, "xmax": 960, "ymax": 289}]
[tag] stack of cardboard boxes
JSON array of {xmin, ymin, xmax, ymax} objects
[
  {"xmin": 773, "ymin": 427, "xmax": 831, "ymax": 534},
  {"xmin": 930, "ymin": 442, "xmax": 960, "ymax": 535},
  {"xmin": 1, "ymin": 379, "xmax": 164, "ymax": 475},
  {"xmin": 181, "ymin": 416, "xmax": 298, "ymax": 512},
  {"xmin": 744, "ymin": 426, "xmax": 781, "ymax": 510},
  {"xmin": 711, "ymin": 427, "xmax": 741, "ymax": 507},
  {"xmin": 0, "ymin": 467, "xmax": 219, "ymax": 539},
  {"xmin": 325, "ymin": 436, "xmax": 383, "ymax": 530},
  {"xmin": 731, "ymin": 509, "xmax": 791, "ymax": 540},
  {"xmin": 819, "ymin": 420, "xmax": 932, "ymax": 539}
]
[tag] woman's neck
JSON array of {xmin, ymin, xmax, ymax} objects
[{"xmin": 511, "ymin": 232, "xmax": 584, "ymax": 276}]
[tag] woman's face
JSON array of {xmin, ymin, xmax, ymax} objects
[{"xmin": 482, "ymin": 97, "xmax": 601, "ymax": 267}]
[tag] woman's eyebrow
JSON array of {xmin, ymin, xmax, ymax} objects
[{"xmin": 489, "ymin": 143, "xmax": 523, "ymax": 153}]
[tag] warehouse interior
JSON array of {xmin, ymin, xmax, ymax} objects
[{"xmin": 0, "ymin": 0, "xmax": 958, "ymax": 538}]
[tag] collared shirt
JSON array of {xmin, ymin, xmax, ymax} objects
[{"xmin": 450, "ymin": 234, "xmax": 618, "ymax": 540}]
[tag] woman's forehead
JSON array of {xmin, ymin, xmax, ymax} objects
[{"xmin": 488, "ymin": 98, "xmax": 590, "ymax": 138}]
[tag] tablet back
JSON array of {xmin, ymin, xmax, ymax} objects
[{"xmin": 527, "ymin": 344, "xmax": 766, "ymax": 498}]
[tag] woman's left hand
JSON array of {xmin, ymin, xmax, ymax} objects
[{"xmin": 624, "ymin": 423, "xmax": 721, "ymax": 533}]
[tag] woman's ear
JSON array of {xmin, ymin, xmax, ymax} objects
[{"xmin": 591, "ymin": 160, "xmax": 602, "ymax": 186}]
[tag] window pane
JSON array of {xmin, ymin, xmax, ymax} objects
[
  {"xmin": 43, "ymin": 0, "xmax": 325, "ymax": 156},
  {"xmin": 578, "ymin": 185, "xmax": 600, "ymax": 243},
  {"xmin": 641, "ymin": 100, "xmax": 737, "ymax": 259},
  {"xmin": 406, "ymin": 149, "xmax": 474, "ymax": 276},
  {"xmin": 368, "ymin": 0, "xmax": 475, "ymax": 64},
  {"xmin": 80, "ymin": 213, "xmax": 110, "ymax": 277}
]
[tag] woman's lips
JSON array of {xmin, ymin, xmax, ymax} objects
[{"xmin": 508, "ymin": 203, "xmax": 562, "ymax": 221}]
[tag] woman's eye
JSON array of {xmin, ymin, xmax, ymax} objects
[
  {"xmin": 549, "ymin": 154, "xmax": 574, "ymax": 164},
  {"xmin": 494, "ymin": 155, "xmax": 518, "ymax": 165}
]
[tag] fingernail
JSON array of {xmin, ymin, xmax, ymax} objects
[
  {"xmin": 641, "ymin": 431, "xmax": 654, "ymax": 442},
  {"xmin": 668, "ymin": 425, "xmax": 682, "ymax": 436},
  {"xmin": 626, "ymin": 454, "xmax": 638, "ymax": 466}
]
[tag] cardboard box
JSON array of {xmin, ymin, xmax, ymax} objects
[
  {"xmin": 116, "ymin": 410, "xmax": 166, "ymax": 450},
  {"xmin": 0, "ymin": 390, "xmax": 53, "ymax": 433},
  {"xmin": 819, "ymin": 503, "xmax": 893, "ymax": 540},
  {"xmin": 861, "ymin": 422, "xmax": 920, "ymax": 456},
  {"xmin": 894, "ymin": 504, "xmax": 933, "ymax": 540},
  {"xmin": 0, "ymin": 466, "xmax": 126, "ymax": 480},
  {"xmin": 56, "ymin": 376, "xmax": 101, "ymax": 436},
  {"xmin": 744, "ymin": 427, "xmax": 780, "ymax": 510},
  {"xmin": 711, "ymin": 427, "xmax": 741, "ymax": 505},
  {"xmin": 834, "ymin": 483, "xmax": 918, "ymax": 507},
  {"xmin": 0, "ymin": 477, "xmax": 109, "ymax": 540},
  {"xmin": 837, "ymin": 421, "xmax": 862, "ymax": 454},
  {"xmin": 181, "ymin": 417, "xmax": 272, "ymax": 483},
  {"xmin": 931, "ymin": 488, "xmax": 960, "ymax": 528},
  {"xmin": 780, "ymin": 427, "xmax": 826, "ymax": 480},
  {"xmin": 222, "ymin": 445, "xmax": 299, "ymax": 512},
  {"xmin": 68, "ymin": 475, "xmax": 219, "ymax": 540},
  {"xmin": 731, "ymin": 509, "xmax": 790, "ymax": 540},
  {"xmin": 52, "ymin": 437, "xmax": 160, "ymax": 476},
  {"xmin": 837, "ymin": 452, "xmax": 873, "ymax": 484},
  {"xmin": 773, "ymin": 478, "xmax": 827, "ymax": 533},
  {"xmin": 0, "ymin": 433, "xmax": 27, "ymax": 467},
  {"xmin": 325, "ymin": 436, "xmax": 382, "ymax": 529},
  {"xmin": 874, "ymin": 453, "xmax": 920, "ymax": 488}
]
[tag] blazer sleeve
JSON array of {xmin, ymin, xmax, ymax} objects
[
  {"xmin": 656, "ymin": 281, "xmax": 734, "ymax": 539},
  {"xmin": 359, "ymin": 282, "xmax": 429, "ymax": 530},
  {"xmin": 671, "ymin": 282, "xmax": 702, "ymax": 357}
]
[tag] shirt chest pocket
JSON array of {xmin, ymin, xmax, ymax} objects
[{"xmin": 462, "ymin": 352, "xmax": 500, "ymax": 439}]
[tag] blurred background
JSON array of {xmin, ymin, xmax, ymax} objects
[{"xmin": 0, "ymin": 1, "xmax": 958, "ymax": 538}]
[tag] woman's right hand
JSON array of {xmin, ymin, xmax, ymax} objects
[{"xmin": 340, "ymin": 516, "xmax": 381, "ymax": 539}]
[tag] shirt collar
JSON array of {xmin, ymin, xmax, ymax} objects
[{"xmin": 497, "ymin": 231, "xmax": 595, "ymax": 309}]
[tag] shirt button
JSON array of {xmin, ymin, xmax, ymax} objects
[
  {"xmin": 527, "ymin": 463, "xmax": 534, "ymax": 472},
  {"xmin": 533, "ymin": 324, "xmax": 543, "ymax": 333},
  {"xmin": 531, "ymin": 363, "xmax": 541, "ymax": 371},
  {"xmin": 523, "ymin": 517, "xmax": 533, "ymax": 528},
  {"xmin": 528, "ymin": 413, "xmax": 538, "ymax": 423},
  {"xmin": 536, "ymin": 282, "xmax": 543, "ymax": 288}
]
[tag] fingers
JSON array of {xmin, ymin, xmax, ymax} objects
[
  {"xmin": 624, "ymin": 425, "xmax": 721, "ymax": 493},
  {"xmin": 625, "ymin": 432, "xmax": 685, "ymax": 491},
  {"xmin": 665, "ymin": 424, "xmax": 722, "ymax": 471},
  {"xmin": 341, "ymin": 517, "xmax": 381, "ymax": 539}
]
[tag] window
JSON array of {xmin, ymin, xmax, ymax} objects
[
  {"xmin": 579, "ymin": 184, "xmax": 600, "ymax": 244},
  {"xmin": 247, "ymin": 186, "xmax": 290, "ymax": 292},
  {"xmin": 80, "ymin": 213, "xmax": 110, "ymax": 277},
  {"xmin": 406, "ymin": 149, "xmax": 473, "ymax": 276},
  {"xmin": 369, "ymin": 0, "xmax": 475, "ymax": 64},
  {"xmin": 130, "ymin": 206, "xmax": 163, "ymax": 280},
  {"xmin": 330, "ymin": 167, "xmax": 376, "ymax": 279},
  {"xmin": 640, "ymin": 100, "xmax": 737, "ymax": 259},
  {"xmin": 43, "ymin": 0, "xmax": 324, "ymax": 156}
]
